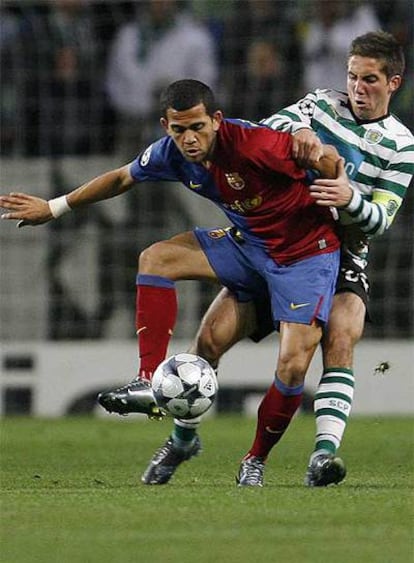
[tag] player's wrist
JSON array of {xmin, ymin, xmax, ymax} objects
[
  {"xmin": 48, "ymin": 195, "xmax": 71, "ymax": 218},
  {"xmin": 343, "ymin": 187, "xmax": 361, "ymax": 212}
]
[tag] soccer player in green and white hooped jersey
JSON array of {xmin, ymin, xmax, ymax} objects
[
  {"xmin": 257, "ymin": 30, "xmax": 414, "ymax": 485},
  {"xmin": 183, "ymin": 31, "xmax": 414, "ymax": 487},
  {"xmin": 262, "ymin": 75, "xmax": 411, "ymax": 240}
]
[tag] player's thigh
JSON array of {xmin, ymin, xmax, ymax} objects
[
  {"xmin": 190, "ymin": 288, "xmax": 257, "ymax": 363},
  {"xmin": 139, "ymin": 231, "xmax": 218, "ymax": 281},
  {"xmin": 322, "ymin": 291, "xmax": 366, "ymax": 367},
  {"xmin": 277, "ymin": 321, "xmax": 323, "ymax": 385}
]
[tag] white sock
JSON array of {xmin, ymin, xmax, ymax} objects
[{"xmin": 312, "ymin": 368, "xmax": 354, "ymax": 456}]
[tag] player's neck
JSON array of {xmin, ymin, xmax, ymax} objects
[{"xmin": 202, "ymin": 137, "xmax": 218, "ymax": 168}]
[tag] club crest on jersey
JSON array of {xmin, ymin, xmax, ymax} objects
[
  {"xmin": 364, "ymin": 129, "xmax": 383, "ymax": 145},
  {"xmin": 140, "ymin": 144, "xmax": 152, "ymax": 166},
  {"xmin": 386, "ymin": 199, "xmax": 399, "ymax": 216},
  {"xmin": 207, "ymin": 228, "xmax": 227, "ymax": 239},
  {"xmin": 225, "ymin": 172, "xmax": 245, "ymax": 190}
]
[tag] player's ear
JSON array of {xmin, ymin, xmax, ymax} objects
[
  {"xmin": 389, "ymin": 74, "xmax": 402, "ymax": 93},
  {"xmin": 160, "ymin": 117, "xmax": 168, "ymax": 132},
  {"xmin": 212, "ymin": 111, "xmax": 223, "ymax": 131}
]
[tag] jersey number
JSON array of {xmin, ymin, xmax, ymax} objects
[{"xmin": 343, "ymin": 268, "xmax": 370, "ymax": 293}]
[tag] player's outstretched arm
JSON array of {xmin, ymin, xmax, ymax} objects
[{"xmin": 0, "ymin": 165, "xmax": 135, "ymax": 227}]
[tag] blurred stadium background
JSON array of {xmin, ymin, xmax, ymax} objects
[{"xmin": 0, "ymin": 0, "xmax": 413, "ymax": 416}]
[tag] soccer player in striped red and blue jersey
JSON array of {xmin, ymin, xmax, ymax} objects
[{"xmin": 0, "ymin": 79, "xmax": 342, "ymax": 487}]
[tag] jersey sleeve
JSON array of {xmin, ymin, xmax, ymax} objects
[
  {"xmin": 129, "ymin": 138, "xmax": 180, "ymax": 183},
  {"xmin": 343, "ymin": 144, "xmax": 414, "ymax": 236},
  {"xmin": 261, "ymin": 91, "xmax": 319, "ymax": 134}
]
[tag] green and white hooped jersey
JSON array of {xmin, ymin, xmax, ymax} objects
[{"xmin": 261, "ymin": 89, "xmax": 414, "ymax": 239}]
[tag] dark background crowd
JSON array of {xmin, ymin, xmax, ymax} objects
[
  {"xmin": 1, "ymin": 0, "xmax": 412, "ymax": 158},
  {"xmin": 0, "ymin": 0, "xmax": 413, "ymax": 342}
]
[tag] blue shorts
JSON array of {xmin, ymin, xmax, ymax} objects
[{"xmin": 195, "ymin": 227, "xmax": 339, "ymax": 327}]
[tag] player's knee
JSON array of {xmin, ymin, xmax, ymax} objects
[
  {"xmin": 138, "ymin": 241, "xmax": 171, "ymax": 276},
  {"xmin": 277, "ymin": 350, "xmax": 309, "ymax": 387},
  {"xmin": 190, "ymin": 324, "xmax": 222, "ymax": 368}
]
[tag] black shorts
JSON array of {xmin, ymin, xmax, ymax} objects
[
  {"xmin": 336, "ymin": 249, "xmax": 370, "ymax": 308},
  {"xmin": 250, "ymin": 249, "xmax": 370, "ymax": 342}
]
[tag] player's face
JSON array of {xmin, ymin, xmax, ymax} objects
[
  {"xmin": 161, "ymin": 104, "xmax": 223, "ymax": 164},
  {"xmin": 347, "ymin": 55, "xmax": 401, "ymax": 120}
]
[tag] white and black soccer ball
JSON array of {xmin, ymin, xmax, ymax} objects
[{"xmin": 151, "ymin": 353, "xmax": 218, "ymax": 419}]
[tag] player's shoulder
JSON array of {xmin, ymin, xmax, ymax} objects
[
  {"xmin": 222, "ymin": 118, "xmax": 289, "ymax": 148},
  {"xmin": 220, "ymin": 119, "xmax": 290, "ymax": 159},
  {"xmin": 297, "ymin": 89, "xmax": 349, "ymax": 120},
  {"xmin": 136, "ymin": 136, "xmax": 180, "ymax": 168},
  {"xmin": 363, "ymin": 114, "xmax": 414, "ymax": 156},
  {"xmin": 311, "ymin": 88, "xmax": 349, "ymax": 108},
  {"xmin": 223, "ymin": 118, "xmax": 264, "ymax": 131},
  {"xmin": 225, "ymin": 119, "xmax": 292, "ymax": 162},
  {"xmin": 383, "ymin": 114, "xmax": 414, "ymax": 147},
  {"xmin": 223, "ymin": 118, "xmax": 285, "ymax": 138}
]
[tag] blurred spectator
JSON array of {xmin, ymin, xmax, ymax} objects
[
  {"xmin": 18, "ymin": 0, "xmax": 113, "ymax": 156},
  {"xmin": 0, "ymin": 6, "xmax": 22, "ymax": 154},
  {"xmin": 302, "ymin": 0, "xmax": 380, "ymax": 92},
  {"xmin": 106, "ymin": 0, "xmax": 218, "ymax": 160},
  {"xmin": 223, "ymin": 0, "xmax": 302, "ymax": 120}
]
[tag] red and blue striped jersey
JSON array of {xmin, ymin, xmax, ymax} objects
[{"xmin": 130, "ymin": 119, "xmax": 339, "ymax": 264}]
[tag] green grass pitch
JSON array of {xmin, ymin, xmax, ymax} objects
[{"xmin": 1, "ymin": 414, "xmax": 413, "ymax": 563}]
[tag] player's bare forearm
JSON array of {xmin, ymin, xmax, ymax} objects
[
  {"xmin": 66, "ymin": 166, "xmax": 134, "ymax": 209},
  {"xmin": 0, "ymin": 165, "xmax": 135, "ymax": 226}
]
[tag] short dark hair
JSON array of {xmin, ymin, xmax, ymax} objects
[
  {"xmin": 349, "ymin": 31, "xmax": 405, "ymax": 79},
  {"xmin": 160, "ymin": 79, "xmax": 218, "ymax": 117}
]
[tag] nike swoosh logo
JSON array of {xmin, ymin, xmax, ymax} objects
[
  {"xmin": 290, "ymin": 302, "xmax": 311, "ymax": 310},
  {"xmin": 265, "ymin": 426, "xmax": 284, "ymax": 435},
  {"xmin": 189, "ymin": 181, "xmax": 202, "ymax": 189}
]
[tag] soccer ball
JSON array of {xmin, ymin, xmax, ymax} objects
[{"xmin": 151, "ymin": 353, "xmax": 218, "ymax": 419}]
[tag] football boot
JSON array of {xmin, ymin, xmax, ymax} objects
[
  {"xmin": 305, "ymin": 453, "xmax": 346, "ymax": 487},
  {"xmin": 97, "ymin": 379, "xmax": 165, "ymax": 420},
  {"xmin": 236, "ymin": 456, "xmax": 265, "ymax": 487},
  {"xmin": 142, "ymin": 435, "xmax": 201, "ymax": 485}
]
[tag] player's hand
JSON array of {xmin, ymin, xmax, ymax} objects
[
  {"xmin": 292, "ymin": 129, "xmax": 324, "ymax": 167},
  {"xmin": 309, "ymin": 159, "xmax": 353, "ymax": 208},
  {"xmin": 0, "ymin": 192, "xmax": 53, "ymax": 227}
]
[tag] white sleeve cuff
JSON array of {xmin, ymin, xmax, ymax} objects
[{"xmin": 343, "ymin": 187, "xmax": 362, "ymax": 213}]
